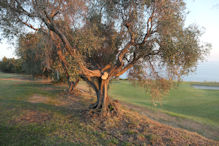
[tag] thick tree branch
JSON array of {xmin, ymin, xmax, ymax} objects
[
  {"xmin": 43, "ymin": 19, "xmax": 102, "ymax": 78},
  {"xmin": 101, "ymin": 64, "xmax": 111, "ymax": 72},
  {"xmin": 50, "ymin": 31, "xmax": 71, "ymax": 79},
  {"xmin": 109, "ymin": 43, "xmax": 131, "ymax": 77},
  {"xmin": 142, "ymin": 10, "xmax": 155, "ymax": 44},
  {"xmin": 18, "ymin": 18, "xmax": 40, "ymax": 31},
  {"xmin": 113, "ymin": 48, "xmax": 160, "ymax": 77},
  {"xmin": 51, "ymin": 11, "xmax": 60, "ymax": 19}
]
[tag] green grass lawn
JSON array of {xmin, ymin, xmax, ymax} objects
[
  {"xmin": 0, "ymin": 72, "xmax": 121, "ymax": 145},
  {"xmin": 0, "ymin": 72, "xmax": 24, "ymax": 79},
  {"xmin": 0, "ymin": 72, "xmax": 218, "ymax": 144},
  {"xmin": 109, "ymin": 80, "xmax": 219, "ymax": 127}
]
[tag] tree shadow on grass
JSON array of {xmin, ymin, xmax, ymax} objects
[
  {"xmin": 0, "ymin": 124, "xmax": 79, "ymax": 146},
  {"xmin": 0, "ymin": 82, "xmax": 66, "ymax": 100},
  {"xmin": 0, "ymin": 93, "xmax": 104, "ymax": 145},
  {"xmin": 0, "ymin": 124, "xmax": 47, "ymax": 146},
  {"xmin": 0, "ymin": 98, "xmax": 86, "ymax": 117},
  {"xmin": 0, "ymin": 97, "xmax": 89, "ymax": 145},
  {"xmin": 25, "ymin": 81, "xmax": 67, "ymax": 89},
  {"xmin": 14, "ymin": 82, "xmax": 66, "ymax": 93}
]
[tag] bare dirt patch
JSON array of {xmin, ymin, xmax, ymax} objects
[
  {"xmin": 0, "ymin": 75, "xmax": 52, "ymax": 83},
  {"xmin": 15, "ymin": 110, "xmax": 51, "ymax": 124},
  {"xmin": 0, "ymin": 78, "xmax": 31, "ymax": 82},
  {"xmin": 28, "ymin": 94, "xmax": 68, "ymax": 106},
  {"xmin": 41, "ymin": 87, "xmax": 55, "ymax": 91},
  {"xmin": 28, "ymin": 94, "xmax": 49, "ymax": 104}
]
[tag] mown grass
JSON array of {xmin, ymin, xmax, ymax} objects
[
  {"xmin": 0, "ymin": 72, "xmax": 218, "ymax": 144},
  {"xmin": 109, "ymin": 80, "xmax": 219, "ymax": 127},
  {"xmin": 0, "ymin": 72, "xmax": 24, "ymax": 79},
  {"xmin": 0, "ymin": 72, "xmax": 121, "ymax": 145}
]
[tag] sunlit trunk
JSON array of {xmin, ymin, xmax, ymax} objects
[
  {"xmin": 101, "ymin": 79, "xmax": 110, "ymax": 113},
  {"xmin": 91, "ymin": 78, "xmax": 118, "ymax": 116},
  {"xmin": 82, "ymin": 73, "xmax": 119, "ymax": 116}
]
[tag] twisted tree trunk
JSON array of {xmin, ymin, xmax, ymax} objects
[{"xmin": 86, "ymin": 73, "xmax": 119, "ymax": 116}]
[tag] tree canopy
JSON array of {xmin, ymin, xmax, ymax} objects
[{"xmin": 0, "ymin": 0, "xmax": 210, "ymax": 116}]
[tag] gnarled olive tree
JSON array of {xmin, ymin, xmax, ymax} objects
[{"xmin": 0, "ymin": 0, "xmax": 210, "ymax": 116}]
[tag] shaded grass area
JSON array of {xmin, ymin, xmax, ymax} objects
[
  {"xmin": 109, "ymin": 80, "xmax": 219, "ymax": 127},
  {"xmin": 0, "ymin": 74, "xmax": 119, "ymax": 145}
]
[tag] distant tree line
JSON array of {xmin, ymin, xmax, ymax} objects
[
  {"xmin": 0, "ymin": 53, "xmax": 65, "ymax": 81},
  {"xmin": 0, "ymin": 54, "xmax": 66, "ymax": 81},
  {"xmin": 0, "ymin": 57, "xmax": 23, "ymax": 73}
]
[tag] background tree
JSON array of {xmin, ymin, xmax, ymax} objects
[
  {"xmin": 0, "ymin": 57, "xmax": 23, "ymax": 73},
  {"xmin": 16, "ymin": 32, "xmax": 53, "ymax": 78},
  {"xmin": 17, "ymin": 31, "xmax": 80, "ymax": 91},
  {"xmin": 0, "ymin": 0, "xmax": 210, "ymax": 116}
]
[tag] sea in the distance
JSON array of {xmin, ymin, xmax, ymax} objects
[
  {"xmin": 120, "ymin": 61, "xmax": 219, "ymax": 82},
  {"xmin": 183, "ymin": 61, "xmax": 219, "ymax": 82}
]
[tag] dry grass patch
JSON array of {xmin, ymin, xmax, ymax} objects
[
  {"xmin": 28, "ymin": 94, "xmax": 49, "ymax": 104},
  {"xmin": 0, "ymin": 78, "xmax": 31, "ymax": 82},
  {"xmin": 83, "ymin": 107, "xmax": 218, "ymax": 145},
  {"xmin": 121, "ymin": 101, "xmax": 219, "ymax": 140},
  {"xmin": 28, "ymin": 94, "xmax": 68, "ymax": 106},
  {"xmin": 15, "ymin": 110, "xmax": 51, "ymax": 124}
]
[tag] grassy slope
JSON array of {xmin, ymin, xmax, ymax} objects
[
  {"xmin": 0, "ymin": 72, "xmax": 218, "ymax": 145},
  {"xmin": 109, "ymin": 80, "xmax": 219, "ymax": 127}
]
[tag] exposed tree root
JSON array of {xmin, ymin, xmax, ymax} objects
[{"xmin": 88, "ymin": 99, "xmax": 120, "ymax": 118}]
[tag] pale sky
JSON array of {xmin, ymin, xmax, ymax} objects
[
  {"xmin": 185, "ymin": 0, "xmax": 219, "ymax": 62},
  {"xmin": 0, "ymin": 40, "xmax": 16, "ymax": 59},
  {"xmin": 0, "ymin": 1, "xmax": 219, "ymax": 62}
]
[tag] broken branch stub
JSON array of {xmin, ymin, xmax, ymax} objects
[{"xmin": 101, "ymin": 72, "xmax": 109, "ymax": 80}]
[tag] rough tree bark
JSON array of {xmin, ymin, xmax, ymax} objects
[
  {"xmin": 82, "ymin": 72, "xmax": 119, "ymax": 116},
  {"xmin": 50, "ymin": 32, "xmax": 80, "ymax": 93}
]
